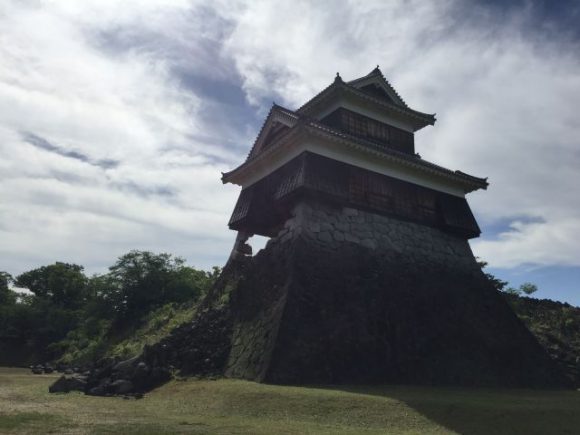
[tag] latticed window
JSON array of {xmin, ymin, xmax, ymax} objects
[
  {"xmin": 341, "ymin": 110, "xmax": 391, "ymax": 143},
  {"xmin": 322, "ymin": 108, "xmax": 414, "ymax": 154}
]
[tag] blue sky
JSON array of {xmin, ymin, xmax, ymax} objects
[{"xmin": 0, "ymin": 0, "xmax": 578, "ymax": 305}]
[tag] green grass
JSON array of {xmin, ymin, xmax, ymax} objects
[
  {"xmin": 0, "ymin": 367, "xmax": 579, "ymax": 434},
  {"xmin": 56, "ymin": 302, "xmax": 199, "ymax": 365},
  {"xmin": 106, "ymin": 302, "xmax": 198, "ymax": 360},
  {"xmin": 0, "ymin": 412, "xmax": 71, "ymax": 433}
]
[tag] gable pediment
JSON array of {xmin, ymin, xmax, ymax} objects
[
  {"xmin": 347, "ymin": 67, "xmax": 408, "ymax": 108},
  {"xmin": 360, "ymin": 84, "xmax": 394, "ymax": 103},
  {"xmin": 247, "ymin": 105, "xmax": 299, "ymax": 159},
  {"xmin": 297, "ymin": 68, "xmax": 434, "ymax": 132}
]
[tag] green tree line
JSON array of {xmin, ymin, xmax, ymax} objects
[
  {"xmin": 477, "ymin": 259, "xmax": 538, "ymax": 296},
  {"xmin": 0, "ymin": 251, "xmax": 219, "ymax": 365}
]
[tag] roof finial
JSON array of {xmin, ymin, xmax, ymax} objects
[{"xmin": 334, "ymin": 72, "xmax": 343, "ymax": 83}]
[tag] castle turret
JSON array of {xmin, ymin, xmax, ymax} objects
[
  {"xmin": 223, "ymin": 68, "xmax": 487, "ymax": 252},
  {"xmin": 221, "ymin": 69, "xmax": 566, "ymax": 387}
]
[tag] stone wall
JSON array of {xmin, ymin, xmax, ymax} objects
[
  {"xmin": 272, "ymin": 200, "xmax": 477, "ymax": 271},
  {"xmin": 80, "ymin": 198, "xmax": 569, "ymax": 393},
  {"xmin": 226, "ymin": 199, "xmax": 568, "ymax": 387},
  {"xmin": 225, "ymin": 227, "xmax": 294, "ymax": 381}
]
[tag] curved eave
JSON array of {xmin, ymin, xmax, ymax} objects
[
  {"xmin": 297, "ymin": 81, "xmax": 435, "ymax": 130},
  {"xmin": 222, "ymin": 123, "xmax": 488, "ymax": 194},
  {"xmin": 303, "ymin": 124, "xmax": 487, "ymax": 193},
  {"xmin": 222, "ymin": 125, "xmax": 305, "ymax": 183}
]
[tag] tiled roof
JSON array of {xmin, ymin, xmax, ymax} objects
[
  {"xmin": 346, "ymin": 66, "xmax": 408, "ymax": 108},
  {"xmin": 224, "ymin": 105, "xmax": 487, "ymax": 191},
  {"xmin": 296, "ymin": 69, "xmax": 435, "ymax": 127}
]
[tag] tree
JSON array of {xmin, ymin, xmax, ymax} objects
[
  {"xmin": 103, "ymin": 250, "xmax": 211, "ymax": 322},
  {"xmin": 504, "ymin": 287, "xmax": 522, "ymax": 296},
  {"xmin": 476, "ymin": 259, "xmax": 508, "ymax": 292},
  {"xmin": 520, "ymin": 282, "xmax": 538, "ymax": 295},
  {"xmin": 2, "ymin": 253, "xmax": 220, "ymax": 364},
  {"xmin": 477, "ymin": 259, "xmax": 539, "ymax": 297},
  {"xmin": 0, "ymin": 271, "xmax": 15, "ymax": 305},
  {"xmin": 107, "ymin": 251, "xmax": 177, "ymax": 319},
  {"xmin": 15, "ymin": 263, "xmax": 88, "ymax": 309},
  {"xmin": 0, "ymin": 271, "xmax": 18, "ymax": 343},
  {"xmin": 501, "ymin": 283, "xmax": 539, "ymax": 297}
]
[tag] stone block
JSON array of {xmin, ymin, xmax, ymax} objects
[
  {"xmin": 344, "ymin": 233, "xmax": 360, "ymax": 243},
  {"xmin": 361, "ymin": 239, "xmax": 377, "ymax": 250},
  {"xmin": 309, "ymin": 222, "xmax": 321, "ymax": 233},
  {"xmin": 354, "ymin": 231, "xmax": 373, "ymax": 239},
  {"xmin": 333, "ymin": 231, "xmax": 345, "ymax": 242},
  {"xmin": 318, "ymin": 231, "xmax": 333, "ymax": 243},
  {"xmin": 321, "ymin": 222, "xmax": 334, "ymax": 232}
]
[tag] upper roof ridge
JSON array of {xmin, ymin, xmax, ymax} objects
[
  {"xmin": 296, "ymin": 68, "xmax": 434, "ymax": 129},
  {"xmin": 346, "ymin": 66, "xmax": 408, "ymax": 108}
]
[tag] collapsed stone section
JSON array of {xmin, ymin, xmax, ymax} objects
[{"xmin": 226, "ymin": 200, "xmax": 568, "ymax": 387}]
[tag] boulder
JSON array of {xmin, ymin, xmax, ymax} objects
[
  {"xmin": 112, "ymin": 355, "xmax": 140, "ymax": 378},
  {"xmin": 49, "ymin": 375, "xmax": 87, "ymax": 393}
]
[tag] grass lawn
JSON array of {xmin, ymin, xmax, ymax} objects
[{"xmin": 0, "ymin": 367, "xmax": 579, "ymax": 434}]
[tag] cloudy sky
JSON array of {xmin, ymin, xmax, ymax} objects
[{"xmin": 1, "ymin": 0, "xmax": 579, "ymax": 304}]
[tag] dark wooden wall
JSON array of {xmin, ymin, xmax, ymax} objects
[
  {"xmin": 321, "ymin": 108, "xmax": 414, "ymax": 154},
  {"xmin": 229, "ymin": 153, "xmax": 480, "ymax": 239}
]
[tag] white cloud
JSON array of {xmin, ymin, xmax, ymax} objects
[
  {"xmin": 0, "ymin": 1, "xmax": 241, "ymax": 275},
  {"xmin": 473, "ymin": 218, "xmax": 580, "ymax": 269},
  {"xmin": 222, "ymin": 0, "xmax": 455, "ymax": 107},
  {"xmin": 1, "ymin": 0, "xmax": 579, "ymax": 277}
]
